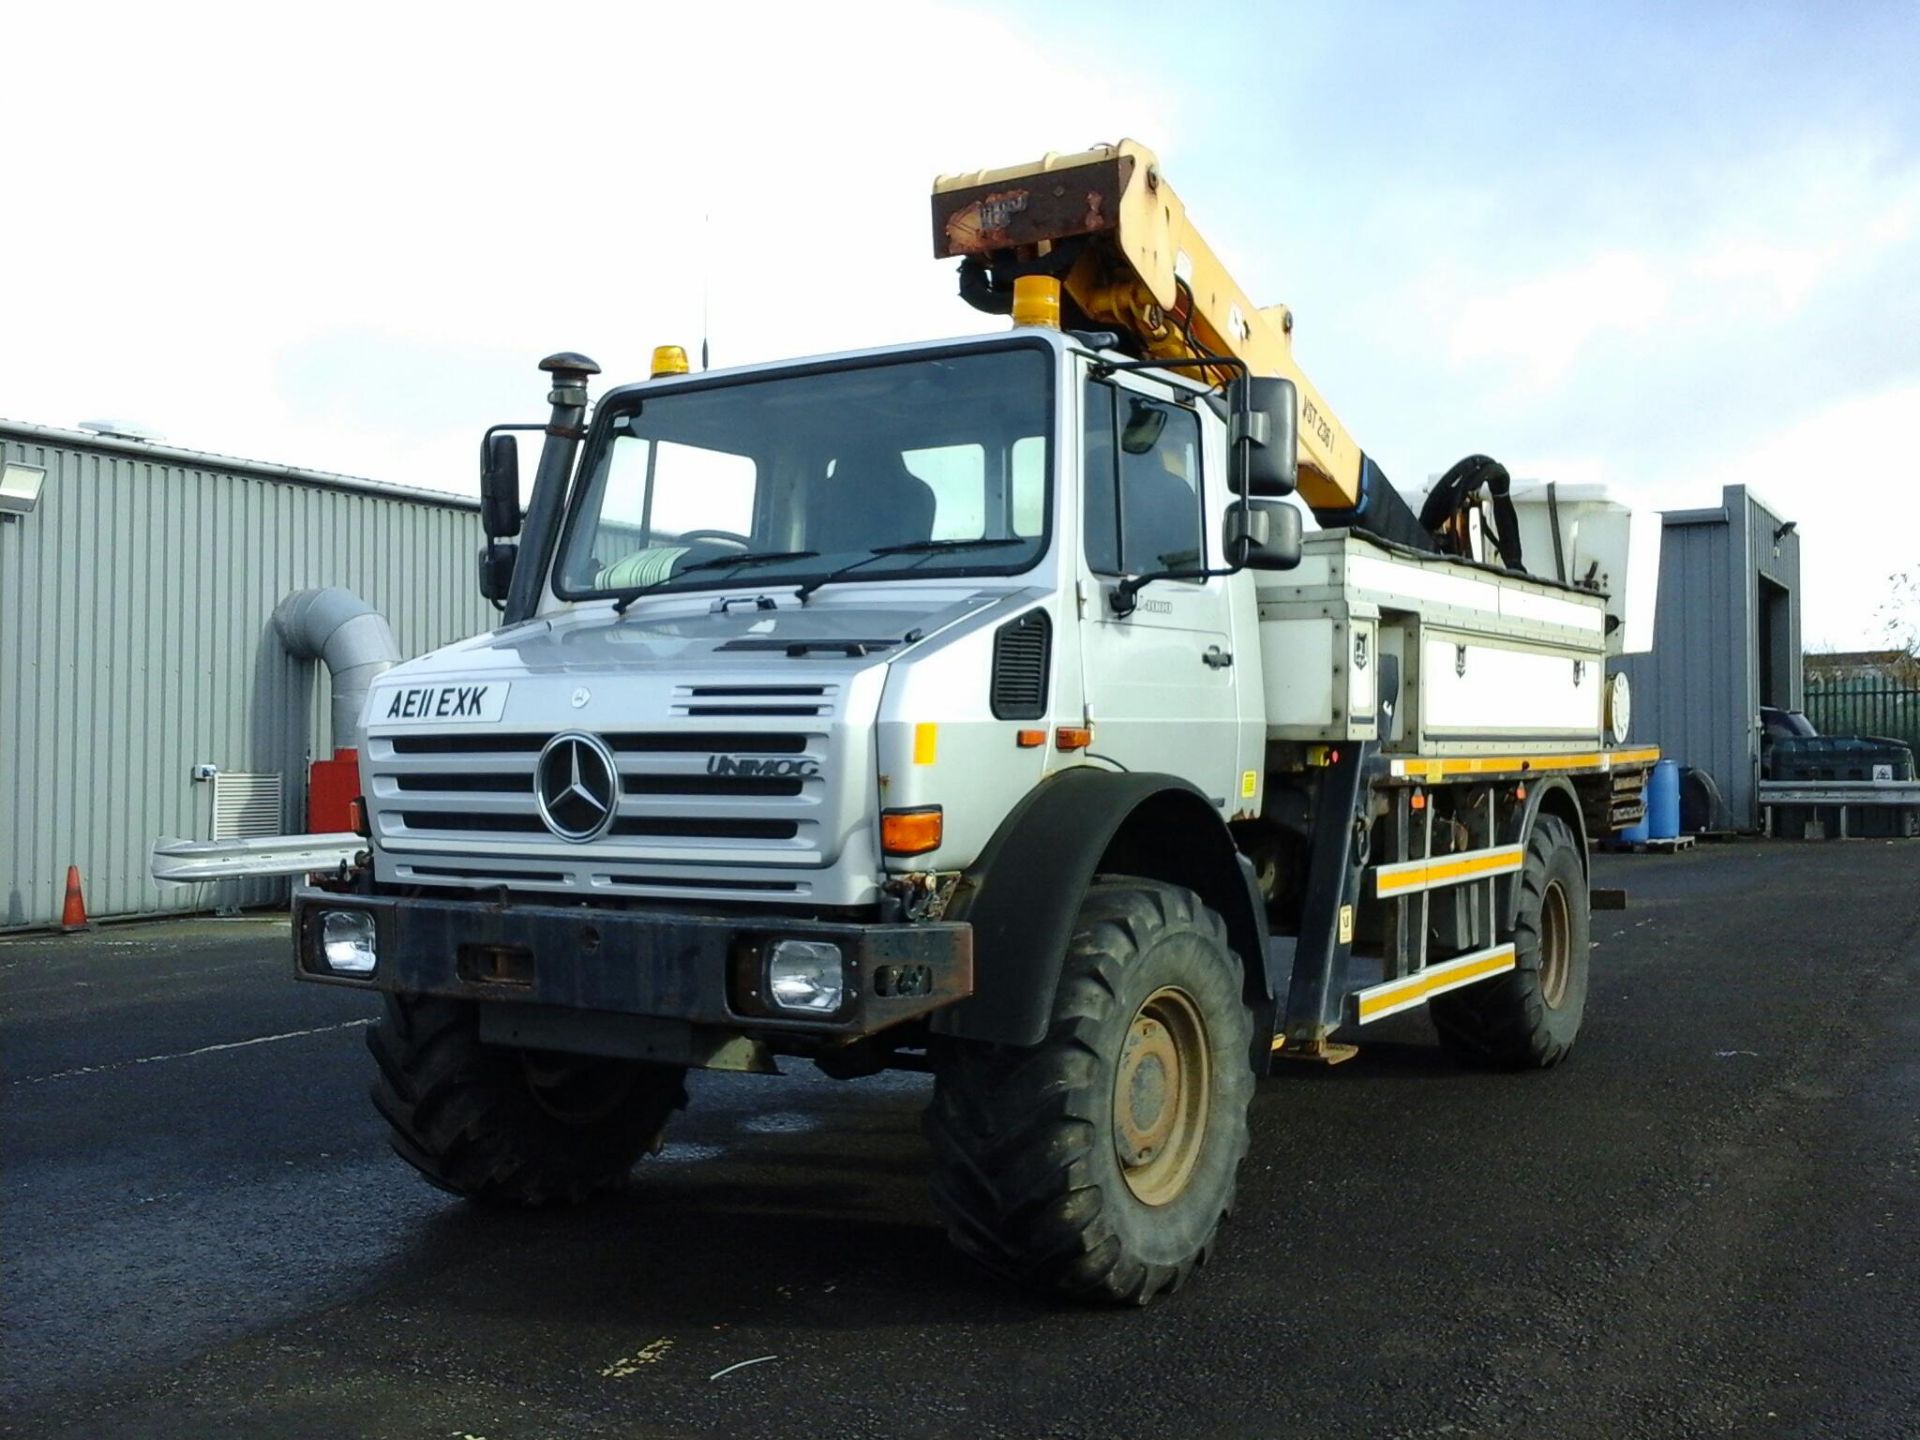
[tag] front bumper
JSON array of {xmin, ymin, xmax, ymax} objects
[{"xmin": 291, "ymin": 888, "xmax": 973, "ymax": 1040}]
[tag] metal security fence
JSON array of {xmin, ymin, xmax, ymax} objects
[{"xmin": 1804, "ymin": 677, "xmax": 1920, "ymax": 749}]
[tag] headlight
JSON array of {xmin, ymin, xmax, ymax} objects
[
  {"xmin": 319, "ymin": 909, "xmax": 378, "ymax": 976},
  {"xmin": 766, "ymin": 938, "xmax": 845, "ymax": 1014}
]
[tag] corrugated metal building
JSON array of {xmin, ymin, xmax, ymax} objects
[
  {"xmin": 1615, "ymin": 484, "xmax": 1801, "ymax": 832},
  {"xmin": 1, "ymin": 420, "xmax": 493, "ymax": 929}
]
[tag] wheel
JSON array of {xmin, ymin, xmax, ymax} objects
[
  {"xmin": 1430, "ymin": 813, "xmax": 1590, "ymax": 1069},
  {"xmin": 368, "ymin": 994, "xmax": 688, "ymax": 1205},
  {"xmin": 924, "ymin": 878, "xmax": 1255, "ymax": 1305},
  {"xmin": 672, "ymin": 529, "xmax": 752, "ymax": 549}
]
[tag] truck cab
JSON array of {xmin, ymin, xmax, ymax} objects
[{"xmin": 362, "ymin": 330, "xmax": 1274, "ymax": 916}]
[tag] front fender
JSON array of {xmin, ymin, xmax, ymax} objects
[{"xmin": 933, "ymin": 768, "xmax": 1269, "ymax": 1046}]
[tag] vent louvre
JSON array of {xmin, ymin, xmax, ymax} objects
[
  {"xmin": 671, "ymin": 683, "xmax": 835, "ymax": 719},
  {"xmin": 684, "ymin": 686, "xmax": 827, "ymax": 697},
  {"xmin": 990, "ymin": 609, "xmax": 1052, "ymax": 720},
  {"xmin": 211, "ymin": 773, "xmax": 284, "ymax": 840}
]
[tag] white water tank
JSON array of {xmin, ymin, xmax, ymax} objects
[{"xmin": 1504, "ymin": 481, "xmax": 1661, "ymax": 655}]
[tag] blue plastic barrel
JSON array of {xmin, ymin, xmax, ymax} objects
[{"xmin": 1646, "ymin": 758, "xmax": 1681, "ymax": 840}]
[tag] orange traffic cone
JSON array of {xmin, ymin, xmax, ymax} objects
[{"xmin": 61, "ymin": 865, "xmax": 94, "ymax": 933}]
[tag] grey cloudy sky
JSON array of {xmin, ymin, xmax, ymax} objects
[{"xmin": 4, "ymin": 0, "xmax": 1914, "ymax": 646}]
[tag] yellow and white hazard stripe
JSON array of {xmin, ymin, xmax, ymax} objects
[
  {"xmin": 1371, "ymin": 843, "xmax": 1524, "ymax": 898},
  {"xmin": 1351, "ymin": 942, "xmax": 1517, "ymax": 1023},
  {"xmin": 1388, "ymin": 745, "xmax": 1659, "ymax": 783}
]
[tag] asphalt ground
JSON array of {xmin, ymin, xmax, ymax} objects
[{"xmin": 2, "ymin": 840, "xmax": 1915, "ymax": 1439}]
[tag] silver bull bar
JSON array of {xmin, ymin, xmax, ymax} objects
[{"xmin": 151, "ymin": 833, "xmax": 364, "ymax": 884}]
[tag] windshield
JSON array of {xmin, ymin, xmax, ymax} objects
[{"xmin": 555, "ymin": 346, "xmax": 1052, "ymax": 602}]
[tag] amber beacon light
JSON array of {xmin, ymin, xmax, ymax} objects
[{"xmin": 1011, "ymin": 275, "xmax": 1062, "ymax": 329}]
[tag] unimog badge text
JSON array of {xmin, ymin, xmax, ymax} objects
[{"xmin": 706, "ymin": 755, "xmax": 819, "ymax": 779}]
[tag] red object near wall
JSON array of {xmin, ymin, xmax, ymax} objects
[{"xmin": 308, "ymin": 748, "xmax": 361, "ymax": 833}]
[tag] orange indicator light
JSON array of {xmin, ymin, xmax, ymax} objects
[{"xmin": 881, "ymin": 807, "xmax": 944, "ymax": 856}]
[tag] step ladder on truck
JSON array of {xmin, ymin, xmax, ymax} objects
[{"xmin": 154, "ymin": 140, "xmax": 1657, "ymax": 1305}]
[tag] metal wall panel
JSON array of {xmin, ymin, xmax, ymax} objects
[
  {"xmin": 1, "ymin": 423, "xmax": 493, "ymax": 928},
  {"xmin": 1615, "ymin": 485, "xmax": 1800, "ymax": 831},
  {"xmin": 1747, "ymin": 490, "xmax": 1801, "ymax": 712}
]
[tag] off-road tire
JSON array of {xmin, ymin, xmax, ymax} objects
[
  {"xmin": 1430, "ymin": 813, "xmax": 1590, "ymax": 1069},
  {"xmin": 368, "ymin": 994, "xmax": 687, "ymax": 1205},
  {"xmin": 925, "ymin": 878, "xmax": 1255, "ymax": 1305}
]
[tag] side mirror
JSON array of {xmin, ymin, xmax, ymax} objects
[
  {"xmin": 480, "ymin": 432, "xmax": 522, "ymax": 538},
  {"xmin": 477, "ymin": 541, "xmax": 518, "ymax": 602},
  {"xmin": 1225, "ymin": 500, "xmax": 1303, "ymax": 571},
  {"xmin": 1232, "ymin": 376, "xmax": 1299, "ymax": 497}
]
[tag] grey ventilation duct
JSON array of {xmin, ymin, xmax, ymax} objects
[{"xmin": 272, "ymin": 587, "xmax": 400, "ymax": 751}]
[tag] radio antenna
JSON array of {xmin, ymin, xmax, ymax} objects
[{"xmin": 700, "ymin": 211, "xmax": 712, "ymax": 371}]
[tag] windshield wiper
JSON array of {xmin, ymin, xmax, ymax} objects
[
  {"xmin": 611, "ymin": 550, "xmax": 820, "ymax": 615},
  {"xmin": 793, "ymin": 537, "xmax": 1031, "ymax": 603}
]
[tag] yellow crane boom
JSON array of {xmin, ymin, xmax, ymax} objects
[{"xmin": 932, "ymin": 139, "xmax": 1369, "ymax": 515}]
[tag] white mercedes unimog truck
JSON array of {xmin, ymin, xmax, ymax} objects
[{"xmin": 169, "ymin": 145, "xmax": 1657, "ymax": 1304}]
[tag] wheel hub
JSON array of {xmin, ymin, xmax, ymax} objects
[
  {"xmin": 1539, "ymin": 879, "xmax": 1572, "ymax": 1010},
  {"xmin": 1113, "ymin": 986, "xmax": 1211, "ymax": 1206}
]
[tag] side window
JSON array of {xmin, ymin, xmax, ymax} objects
[
  {"xmin": 571, "ymin": 436, "xmax": 758, "ymax": 589},
  {"xmin": 1083, "ymin": 382, "xmax": 1203, "ymax": 577},
  {"xmin": 647, "ymin": 441, "xmax": 758, "ymax": 536},
  {"xmin": 591, "ymin": 436, "xmax": 758, "ymax": 538},
  {"xmin": 903, "ymin": 444, "xmax": 986, "ymax": 540},
  {"xmin": 903, "ymin": 437, "xmax": 1051, "ymax": 542},
  {"xmin": 1010, "ymin": 436, "xmax": 1046, "ymax": 537}
]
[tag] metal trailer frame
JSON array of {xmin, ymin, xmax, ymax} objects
[{"xmin": 1274, "ymin": 734, "xmax": 1656, "ymax": 1063}]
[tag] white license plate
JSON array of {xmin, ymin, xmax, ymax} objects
[{"xmin": 371, "ymin": 681, "xmax": 510, "ymax": 726}]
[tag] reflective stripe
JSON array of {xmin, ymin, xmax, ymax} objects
[
  {"xmin": 1389, "ymin": 745, "xmax": 1659, "ymax": 782},
  {"xmin": 1352, "ymin": 943, "xmax": 1518, "ymax": 1023},
  {"xmin": 1372, "ymin": 843, "xmax": 1524, "ymax": 898}
]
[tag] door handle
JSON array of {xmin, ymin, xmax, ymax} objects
[{"xmin": 1203, "ymin": 646, "xmax": 1233, "ymax": 670}]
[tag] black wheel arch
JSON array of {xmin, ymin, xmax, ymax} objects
[
  {"xmin": 1500, "ymin": 776, "xmax": 1588, "ymax": 929},
  {"xmin": 932, "ymin": 768, "xmax": 1270, "ymax": 1046}
]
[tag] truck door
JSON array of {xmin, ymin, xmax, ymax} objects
[{"xmin": 1075, "ymin": 373, "xmax": 1243, "ymax": 811}]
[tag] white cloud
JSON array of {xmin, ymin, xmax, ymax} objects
[
  {"xmin": 1448, "ymin": 251, "xmax": 1671, "ymax": 389},
  {"xmin": 4, "ymin": 2, "xmax": 1916, "ymax": 653},
  {"xmin": 0, "ymin": 0, "xmax": 1174, "ymax": 488},
  {"xmin": 1440, "ymin": 138, "xmax": 1919, "ymax": 396},
  {"xmin": 1686, "ymin": 380, "xmax": 1920, "ymax": 651}
]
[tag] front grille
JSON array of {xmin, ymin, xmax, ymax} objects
[
  {"xmin": 388, "ymin": 730, "xmax": 808, "ymax": 755},
  {"xmin": 367, "ymin": 721, "xmax": 830, "ymax": 878},
  {"xmin": 393, "ymin": 771, "xmax": 802, "ymax": 798},
  {"xmin": 393, "ymin": 774, "xmax": 525, "ymax": 793},
  {"xmin": 394, "ymin": 810, "xmax": 800, "ymax": 841},
  {"xmin": 390, "ymin": 733, "xmax": 546, "ymax": 754},
  {"xmin": 392, "ymin": 857, "xmax": 810, "ymax": 898}
]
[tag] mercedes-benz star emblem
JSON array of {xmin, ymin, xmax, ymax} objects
[
  {"xmin": 570, "ymin": 686, "xmax": 591, "ymax": 709},
  {"xmin": 534, "ymin": 732, "xmax": 620, "ymax": 842}
]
